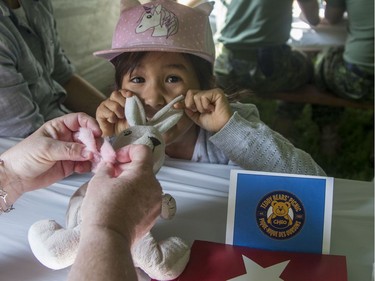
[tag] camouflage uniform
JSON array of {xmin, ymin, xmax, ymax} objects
[
  {"xmin": 314, "ymin": 46, "xmax": 374, "ymax": 101},
  {"xmin": 214, "ymin": 43, "xmax": 312, "ymax": 94}
]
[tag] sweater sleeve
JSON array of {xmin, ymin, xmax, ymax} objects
[{"xmin": 209, "ymin": 103, "xmax": 326, "ymax": 176}]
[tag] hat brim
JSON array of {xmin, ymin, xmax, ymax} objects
[{"xmin": 93, "ymin": 46, "xmax": 214, "ymax": 64}]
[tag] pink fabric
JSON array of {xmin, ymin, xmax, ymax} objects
[
  {"xmin": 77, "ymin": 128, "xmax": 116, "ymax": 172},
  {"xmin": 100, "ymin": 139, "xmax": 117, "ymax": 164},
  {"xmin": 93, "ymin": 0, "xmax": 215, "ymax": 64}
]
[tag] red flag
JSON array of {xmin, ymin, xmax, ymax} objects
[{"xmin": 154, "ymin": 240, "xmax": 347, "ymax": 281}]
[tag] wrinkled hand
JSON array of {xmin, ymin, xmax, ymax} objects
[
  {"xmin": 180, "ymin": 88, "xmax": 233, "ymax": 133},
  {"xmin": 82, "ymin": 144, "xmax": 162, "ymax": 244},
  {"xmin": 1, "ymin": 113, "xmax": 102, "ymax": 198},
  {"xmin": 96, "ymin": 90, "xmax": 131, "ymax": 137}
]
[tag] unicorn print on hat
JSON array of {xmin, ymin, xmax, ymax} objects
[
  {"xmin": 136, "ymin": 3, "xmax": 179, "ymax": 38},
  {"xmin": 94, "ymin": 0, "xmax": 216, "ymax": 64}
]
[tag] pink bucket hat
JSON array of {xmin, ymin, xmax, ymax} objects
[{"xmin": 94, "ymin": 0, "xmax": 215, "ymax": 64}]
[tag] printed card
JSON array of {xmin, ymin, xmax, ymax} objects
[{"xmin": 226, "ymin": 170, "xmax": 334, "ymax": 254}]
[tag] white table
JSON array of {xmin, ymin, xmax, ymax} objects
[{"xmin": 0, "ymin": 141, "xmax": 373, "ymax": 281}]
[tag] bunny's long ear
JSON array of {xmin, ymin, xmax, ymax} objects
[
  {"xmin": 148, "ymin": 95, "xmax": 184, "ymax": 133},
  {"xmin": 124, "ymin": 95, "xmax": 147, "ymax": 126}
]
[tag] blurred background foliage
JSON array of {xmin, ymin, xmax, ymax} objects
[{"xmin": 249, "ymin": 98, "xmax": 374, "ymax": 181}]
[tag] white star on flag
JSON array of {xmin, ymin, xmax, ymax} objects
[{"xmin": 227, "ymin": 255, "xmax": 290, "ymax": 281}]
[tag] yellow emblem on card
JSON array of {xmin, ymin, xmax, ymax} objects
[{"xmin": 256, "ymin": 191, "xmax": 305, "ymax": 240}]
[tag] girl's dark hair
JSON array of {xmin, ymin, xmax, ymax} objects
[{"xmin": 111, "ymin": 52, "xmax": 215, "ymax": 90}]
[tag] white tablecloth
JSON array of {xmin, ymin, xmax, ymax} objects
[{"xmin": 0, "ymin": 139, "xmax": 373, "ymax": 281}]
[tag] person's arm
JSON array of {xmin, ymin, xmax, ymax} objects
[
  {"xmin": 63, "ymin": 74, "xmax": 107, "ymax": 118},
  {"xmin": 45, "ymin": 1, "xmax": 107, "ymax": 118},
  {"xmin": 72, "ymin": 226, "xmax": 137, "ymax": 280},
  {"xmin": 176, "ymin": 89, "xmax": 324, "ymax": 175},
  {"xmin": 209, "ymin": 104, "xmax": 326, "ymax": 176},
  {"xmin": 68, "ymin": 145, "xmax": 162, "ymax": 281},
  {"xmin": 70, "ymin": 207, "xmax": 137, "ymax": 280},
  {"xmin": 0, "ymin": 112, "xmax": 102, "ymax": 210},
  {"xmin": 297, "ymin": 0, "xmax": 321, "ymax": 26},
  {"xmin": 0, "ymin": 27, "xmax": 46, "ymax": 137},
  {"xmin": 324, "ymin": 1, "xmax": 345, "ymax": 24}
]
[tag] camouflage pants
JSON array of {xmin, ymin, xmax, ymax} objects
[
  {"xmin": 314, "ymin": 46, "xmax": 374, "ymax": 100},
  {"xmin": 214, "ymin": 43, "xmax": 313, "ymax": 93}
]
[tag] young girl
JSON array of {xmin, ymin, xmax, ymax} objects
[{"xmin": 94, "ymin": 0, "xmax": 325, "ymax": 176}]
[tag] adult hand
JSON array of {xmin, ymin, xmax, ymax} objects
[
  {"xmin": 81, "ymin": 144, "xmax": 162, "ymax": 244},
  {"xmin": 182, "ymin": 88, "xmax": 233, "ymax": 133},
  {"xmin": 0, "ymin": 112, "xmax": 102, "ymax": 202}
]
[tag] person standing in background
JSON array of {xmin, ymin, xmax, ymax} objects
[
  {"xmin": 311, "ymin": 0, "xmax": 374, "ymax": 157},
  {"xmin": 214, "ymin": 0, "xmax": 320, "ymax": 93},
  {"xmin": 213, "ymin": 0, "xmax": 320, "ymax": 143},
  {"xmin": 315, "ymin": 0, "xmax": 374, "ymax": 101},
  {"xmin": 0, "ymin": 0, "xmax": 107, "ymax": 137}
]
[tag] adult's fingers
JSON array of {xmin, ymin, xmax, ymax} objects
[
  {"xmin": 116, "ymin": 144, "xmax": 153, "ymax": 165},
  {"xmin": 42, "ymin": 139, "xmax": 92, "ymax": 162},
  {"xmin": 62, "ymin": 113, "xmax": 101, "ymax": 136}
]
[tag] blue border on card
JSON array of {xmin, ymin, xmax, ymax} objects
[{"xmin": 233, "ymin": 173, "xmax": 327, "ymax": 253}]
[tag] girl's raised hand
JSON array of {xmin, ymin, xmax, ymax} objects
[
  {"xmin": 96, "ymin": 90, "xmax": 131, "ymax": 136},
  {"xmin": 183, "ymin": 88, "xmax": 233, "ymax": 133}
]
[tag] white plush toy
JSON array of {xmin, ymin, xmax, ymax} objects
[{"xmin": 28, "ymin": 95, "xmax": 191, "ymax": 280}]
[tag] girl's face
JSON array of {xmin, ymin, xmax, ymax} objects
[{"xmin": 121, "ymin": 52, "xmax": 201, "ymax": 145}]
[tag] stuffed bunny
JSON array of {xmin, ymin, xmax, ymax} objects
[{"xmin": 28, "ymin": 95, "xmax": 191, "ymax": 280}]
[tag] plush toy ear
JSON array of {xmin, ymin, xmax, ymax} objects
[
  {"xmin": 125, "ymin": 95, "xmax": 147, "ymax": 126},
  {"xmin": 148, "ymin": 95, "xmax": 184, "ymax": 133}
]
